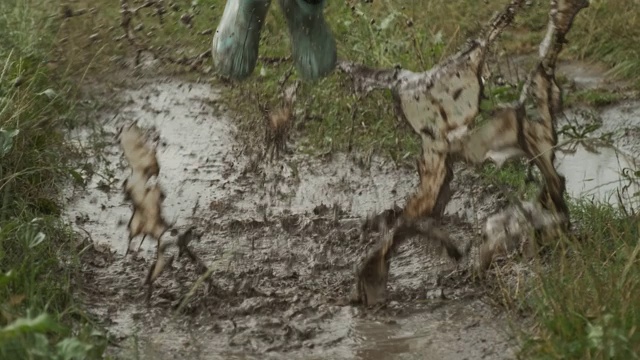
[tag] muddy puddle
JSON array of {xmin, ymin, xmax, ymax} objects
[
  {"xmin": 556, "ymin": 101, "xmax": 640, "ymax": 208},
  {"xmin": 64, "ymin": 68, "xmax": 638, "ymax": 359},
  {"xmin": 64, "ymin": 78, "xmax": 516, "ymax": 360}
]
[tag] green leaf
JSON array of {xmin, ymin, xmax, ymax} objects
[
  {"xmin": 0, "ymin": 313, "xmax": 61, "ymax": 340},
  {"xmin": 37, "ymin": 88, "xmax": 57, "ymax": 100},
  {"xmin": 378, "ymin": 12, "xmax": 398, "ymax": 31},
  {"xmin": 0, "ymin": 270, "xmax": 15, "ymax": 288},
  {"xmin": 587, "ymin": 322, "xmax": 604, "ymax": 350},
  {"xmin": 68, "ymin": 170, "xmax": 85, "ymax": 185},
  {"xmin": 55, "ymin": 337, "xmax": 94, "ymax": 360},
  {"xmin": 0, "ymin": 128, "xmax": 19, "ymax": 158},
  {"xmin": 29, "ymin": 231, "xmax": 46, "ymax": 248},
  {"xmin": 29, "ymin": 333, "xmax": 52, "ymax": 357}
]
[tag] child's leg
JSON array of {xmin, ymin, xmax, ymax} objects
[
  {"xmin": 278, "ymin": 0, "xmax": 337, "ymax": 81},
  {"xmin": 212, "ymin": 0, "xmax": 272, "ymax": 80}
]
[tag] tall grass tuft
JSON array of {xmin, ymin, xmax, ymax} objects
[
  {"xmin": 519, "ymin": 200, "xmax": 640, "ymax": 359},
  {"xmin": 0, "ymin": 0, "xmax": 106, "ymax": 358}
]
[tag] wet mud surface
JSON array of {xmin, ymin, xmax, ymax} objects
[
  {"xmin": 64, "ymin": 60, "xmax": 639, "ymax": 359},
  {"xmin": 65, "ymin": 78, "xmax": 515, "ymax": 359}
]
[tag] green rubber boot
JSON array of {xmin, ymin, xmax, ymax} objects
[
  {"xmin": 212, "ymin": 0, "xmax": 272, "ymax": 80},
  {"xmin": 278, "ymin": 0, "xmax": 337, "ymax": 82}
]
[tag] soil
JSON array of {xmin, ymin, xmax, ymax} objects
[{"xmin": 63, "ymin": 58, "xmax": 639, "ymax": 359}]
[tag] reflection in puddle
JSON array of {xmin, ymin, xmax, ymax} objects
[
  {"xmin": 557, "ymin": 143, "xmax": 639, "ymax": 208},
  {"xmin": 556, "ymin": 101, "xmax": 640, "ymax": 209},
  {"xmin": 353, "ymin": 321, "xmax": 433, "ymax": 360},
  {"xmin": 346, "ymin": 300, "xmax": 515, "ymax": 360},
  {"xmin": 280, "ymin": 301, "xmax": 516, "ymax": 360}
]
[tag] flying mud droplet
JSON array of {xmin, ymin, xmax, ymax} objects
[
  {"xmin": 117, "ymin": 121, "xmax": 168, "ymax": 256},
  {"xmin": 119, "ymin": 122, "xmax": 160, "ymax": 180},
  {"xmin": 258, "ymin": 80, "xmax": 301, "ymax": 162},
  {"xmin": 477, "ymin": 201, "xmax": 567, "ymax": 272},
  {"xmin": 117, "ymin": 121, "xmax": 207, "ymax": 301}
]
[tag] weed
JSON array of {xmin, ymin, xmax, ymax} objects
[
  {"xmin": 481, "ymin": 161, "xmax": 540, "ymax": 200},
  {"xmin": 518, "ymin": 201, "xmax": 640, "ymax": 359},
  {"xmin": 565, "ymin": 88, "xmax": 625, "ymax": 108},
  {"xmin": 0, "ymin": 0, "xmax": 108, "ymax": 358}
]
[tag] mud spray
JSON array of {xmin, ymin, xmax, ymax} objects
[{"xmin": 61, "ymin": 59, "xmax": 640, "ymax": 359}]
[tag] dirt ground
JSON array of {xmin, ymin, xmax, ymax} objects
[{"xmin": 62, "ymin": 57, "xmax": 639, "ymax": 359}]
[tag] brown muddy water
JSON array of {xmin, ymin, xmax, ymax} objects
[{"xmin": 64, "ymin": 70, "xmax": 639, "ymax": 359}]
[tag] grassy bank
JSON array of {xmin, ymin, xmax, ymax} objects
[
  {"xmin": 518, "ymin": 200, "xmax": 640, "ymax": 359},
  {"xmin": 482, "ymin": 162, "xmax": 640, "ymax": 359},
  {"xmin": 0, "ymin": 0, "xmax": 107, "ymax": 358}
]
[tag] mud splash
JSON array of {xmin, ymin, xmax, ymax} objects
[
  {"xmin": 66, "ymin": 79, "xmax": 246, "ymax": 256},
  {"xmin": 65, "ymin": 78, "xmax": 519, "ymax": 359},
  {"xmin": 495, "ymin": 54, "xmax": 639, "ymax": 208},
  {"xmin": 64, "ymin": 69, "xmax": 638, "ymax": 359}
]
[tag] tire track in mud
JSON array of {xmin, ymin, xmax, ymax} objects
[{"xmin": 65, "ymin": 78, "xmax": 521, "ymax": 360}]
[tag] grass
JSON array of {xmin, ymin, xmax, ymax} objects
[
  {"xmin": 479, "ymin": 161, "xmax": 640, "ymax": 360},
  {"xmin": 518, "ymin": 200, "xmax": 640, "ymax": 359},
  {"xmin": 480, "ymin": 161, "xmax": 540, "ymax": 200},
  {"xmin": 0, "ymin": 0, "xmax": 638, "ymax": 358},
  {"xmin": 0, "ymin": 0, "xmax": 108, "ymax": 358},
  {"xmin": 565, "ymin": 88, "xmax": 626, "ymax": 108},
  {"xmin": 41, "ymin": 0, "xmax": 637, "ymax": 159}
]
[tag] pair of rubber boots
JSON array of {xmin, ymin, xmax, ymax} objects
[{"xmin": 212, "ymin": 0, "xmax": 336, "ymax": 82}]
